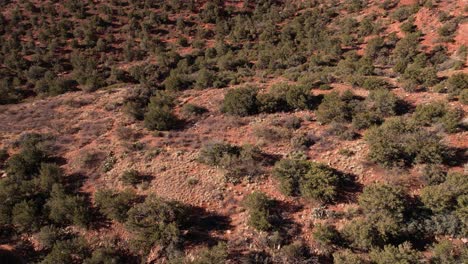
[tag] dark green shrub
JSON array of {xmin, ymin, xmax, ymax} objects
[
  {"xmin": 446, "ymin": 73, "xmax": 468, "ymax": 96},
  {"xmin": 257, "ymin": 92, "xmax": 288, "ymax": 113},
  {"xmin": 163, "ymin": 71, "xmax": 192, "ymax": 91},
  {"xmin": 313, "ymin": 224, "xmax": 340, "ymax": 247},
  {"xmin": 342, "ymin": 218, "xmax": 382, "ymax": 250},
  {"xmin": 421, "ymin": 164, "xmax": 446, "ymax": 186},
  {"xmin": 144, "ymin": 95, "xmax": 179, "ymax": 131},
  {"xmin": 46, "ymin": 184, "xmax": 90, "ymax": 227},
  {"xmin": 273, "ymin": 158, "xmax": 311, "ymax": 196},
  {"xmin": 420, "ymin": 172, "xmax": 466, "ymax": 213},
  {"xmin": 316, "ymin": 91, "xmax": 353, "ymax": 124},
  {"xmin": 221, "ymin": 87, "xmax": 259, "ymax": 116},
  {"xmin": 300, "ymin": 163, "xmax": 342, "ymax": 203},
  {"xmin": 84, "ymin": 247, "xmax": 122, "ymax": 264},
  {"xmin": 333, "ymin": 249, "xmax": 363, "ymax": 264},
  {"xmin": 192, "ymin": 243, "xmax": 228, "ymax": 264},
  {"xmin": 352, "ymin": 111, "xmax": 382, "ymax": 129},
  {"xmin": 12, "ymin": 200, "xmax": 39, "ymax": 232},
  {"xmin": 126, "ymin": 195, "xmax": 189, "ymax": 254},
  {"xmin": 243, "ymin": 192, "xmax": 273, "ymax": 231},
  {"xmin": 37, "ymin": 225, "xmax": 63, "ymax": 250},
  {"xmin": 285, "ymin": 85, "xmax": 314, "ymax": 110},
  {"xmin": 38, "ymin": 163, "xmax": 63, "ymax": 192},
  {"xmin": 365, "ymin": 117, "xmax": 450, "ymax": 167},
  {"xmin": 95, "ymin": 189, "xmax": 137, "ymax": 222},
  {"xmin": 273, "ymin": 159, "xmax": 343, "ymax": 203},
  {"xmin": 413, "ymin": 101, "xmax": 462, "ymax": 133},
  {"xmin": 365, "ymin": 89, "xmax": 398, "ymax": 117},
  {"xmin": 41, "ymin": 238, "xmax": 89, "ymax": 264},
  {"xmin": 359, "ymin": 184, "xmax": 406, "ymax": 219},
  {"xmin": 369, "ymin": 242, "xmax": 421, "ymax": 264},
  {"xmin": 195, "ymin": 68, "xmax": 215, "ymax": 89},
  {"xmin": 0, "ymin": 148, "xmax": 8, "ymax": 168}
]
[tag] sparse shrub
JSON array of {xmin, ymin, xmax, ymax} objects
[
  {"xmin": 254, "ymin": 125, "xmax": 292, "ymax": 142},
  {"xmin": 221, "ymin": 87, "xmax": 259, "ymax": 116},
  {"xmin": 391, "ymin": 6, "xmax": 416, "ymax": 22},
  {"xmin": 182, "ymin": 103, "xmax": 208, "ymax": 117},
  {"xmin": 327, "ymin": 122, "xmax": 359, "ymax": 141},
  {"xmin": 198, "ymin": 143, "xmax": 268, "ymax": 183},
  {"xmin": 121, "ymin": 169, "xmax": 142, "ymax": 186},
  {"xmin": 291, "ymin": 133, "xmax": 315, "ymax": 151},
  {"xmin": 243, "ymin": 192, "xmax": 273, "ymax": 231},
  {"xmin": 430, "ymin": 239, "xmax": 463, "ymax": 264}
]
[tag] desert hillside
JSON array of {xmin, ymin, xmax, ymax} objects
[{"xmin": 0, "ymin": 0, "xmax": 467, "ymax": 263}]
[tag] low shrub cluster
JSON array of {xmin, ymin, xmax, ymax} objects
[
  {"xmin": 198, "ymin": 142, "xmax": 270, "ymax": 183},
  {"xmin": 273, "ymin": 158, "xmax": 345, "ymax": 203},
  {"xmin": 365, "ymin": 117, "xmax": 451, "ymax": 167},
  {"xmin": 222, "ymin": 84, "xmax": 316, "ymax": 116},
  {"xmin": 412, "ymin": 101, "xmax": 462, "ymax": 133}
]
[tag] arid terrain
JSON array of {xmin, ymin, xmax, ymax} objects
[{"xmin": 0, "ymin": 0, "xmax": 467, "ymax": 263}]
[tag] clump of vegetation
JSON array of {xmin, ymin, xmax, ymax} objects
[
  {"xmin": 121, "ymin": 169, "xmax": 142, "ymax": 186},
  {"xmin": 221, "ymin": 87, "xmax": 259, "ymax": 116},
  {"xmin": 125, "ymin": 195, "xmax": 189, "ymax": 255},
  {"xmin": 95, "ymin": 189, "xmax": 138, "ymax": 222},
  {"xmin": 243, "ymin": 192, "xmax": 274, "ymax": 231},
  {"xmin": 316, "ymin": 91, "xmax": 358, "ymax": 124},
  {"xmin": 365, "ymin": 117, "xmax": 451, "ymax": 167},
  {"xmin": 181, "ymin": 103, "xmax": 208, "ymax": 118},
  {"xmin": 144, "ymin": 91, "xmax": 179, "ymax": 131},
  {"xmin": 198, "ymin": 142, "xmax": 269, "ymax": 183},
  {"xmin": 343, "ymin": 184, "xmax": 408, "ymax": 249},
  {"xmin": 273, "ymin": 159, "xmax": 345, "ymax": 203},
  {"xmin": 412, "ymin": 101, "xmax": 462, "ymax": 133}
]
